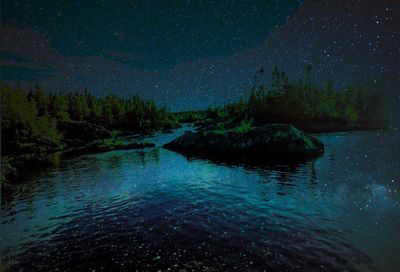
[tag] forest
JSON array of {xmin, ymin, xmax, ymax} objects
[
  {"xmin": 190, "ymin": 66, "xmax": 388, "ymax": 132},
  {"xmin": 0, "ymin": 84, "xmax": 178, "ymax": 156},
  {"xmin": 1, "ymin": 65, "xmax": 388, "ymax": 157}
]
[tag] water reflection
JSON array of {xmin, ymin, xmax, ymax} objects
[
  {"xmin": 11, "ymin": 189, "xmax": 375, "ymax": 271},
  {"xmin": 0, "ymin": 128, "xmax": 399, "ymax": 271}
]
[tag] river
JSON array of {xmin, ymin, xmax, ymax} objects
[{"xmin": 1, "ymin": 125, "xmax": 399, "ymax": 271}]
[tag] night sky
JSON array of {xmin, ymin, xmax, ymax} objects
[{"xmin": 1, "ymin": 0, "xmax": 399, "ymax": 112}]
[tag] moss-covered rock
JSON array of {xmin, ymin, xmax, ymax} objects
[
  {"xmin": 163, "ymin": 124, "xmax": 323, "ymax": 161},
  {"xmin": 58, "ymin": 120, "xmax": 112, "ymax": 146}
]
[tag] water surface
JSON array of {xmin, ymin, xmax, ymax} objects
[{"xmin": 1, "ymin": 126, "xmax": 399, "ymax": 271}]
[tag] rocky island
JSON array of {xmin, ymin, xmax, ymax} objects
[{"xmin": 164, "ymin": 124, "xmax": 324, "ymax": 162}]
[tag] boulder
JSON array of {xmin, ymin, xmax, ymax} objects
[
  {"xmin": 163, "ymin": 124, "xmax": 324, "ymax": 161},
  {"xmin": 58, "ymin": 121, "xmax": 112, "ymax": 144}
]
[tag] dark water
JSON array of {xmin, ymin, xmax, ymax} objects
[{"xmin": 1, "ymin": 125, "xmax": 399, "ymax": 271}]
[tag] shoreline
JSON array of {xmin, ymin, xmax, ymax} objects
[
  {"xmin": 0, "ymin": 122, "xmax": 386, "ymax": 187},
  {"xmin": 1, "ymin": 133, "xmax": 159, "ymax": 186}
]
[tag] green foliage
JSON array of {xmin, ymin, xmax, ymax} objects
[
  {"xmin": 233, "ymin": 119, "xmax": 254, "ymax": 134},
  {"xmin": 174, "ymin": 110, "xmax": 207, "ymax": 123},
  {"xmin": 30, "ymin": 85, "xmax": 49, "ymax": 116},
  {"xmin": 1, "ymin": 84, "xmax": 178, "ymax": 155},
  {"xmin": 90, "ymin": 139, "xmax": 125, "ymax": 149},
  {"xmin": 1, "ymin": 85, "xmax": 62, "ymax": 154},
  {"xmin": 206, "ymin": 119, "xmax": 254, "ymax": 136},
  {"xmin": 222, "ymin": 67, "xmax": 387, "ymax": 129},
  {"xmin": 206, "ymin": 122, "xmax": 228, "ymax": 136},
  {"xmin": 48, "ymin": 93, "xmax": 69, "ymax": 120},
  {"xmin": 68, "ymin": 93, "xmax": 90, "ymax": 121},
  {"xmin": 82, "ymin": 139, "xmax": 154, "ymax": 154}
]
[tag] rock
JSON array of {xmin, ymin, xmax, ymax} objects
[
  {"xmin": 63, "ymin": 140, "xmax": 155, "ymax": 156},
  {"xmin": 58, "ymin": 121, "xmax": 112, "ymax": 144},
  {"xmin": 163, "ymin": 124, "xmax": 324, "ymax": 161}
]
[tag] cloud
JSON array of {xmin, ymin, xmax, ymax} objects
[
  {"xmin": 0, "ymin": 25, "xmax": 161, "ymax": 98},
  {"xmin": 1, "ymin": 0, "xmax": 399, "ymax": 111}
]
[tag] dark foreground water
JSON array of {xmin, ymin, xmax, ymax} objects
[{"xmin": 1, "ymin": 126, "xmax": 399, "ymax": 271}]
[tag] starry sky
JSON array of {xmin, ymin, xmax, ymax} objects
[
  {"xmin": 1, "ymin": 0, "xmax": 399, "ymax": 112},
  {"xmin": 2, "ymin": 0, "xmax": 302, "ymax": 70}
]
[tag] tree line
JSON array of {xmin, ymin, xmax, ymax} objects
[
  {"xmin": 0, "ymin": 66, "xmax": 388, "ymax": 156},
  {"xmin": 217, "ymin": 66, "xmax": 387, "ymax": 130},
  {"xmin": 1, "ymin": 84, "xmax": 178, "ymax": 155}
]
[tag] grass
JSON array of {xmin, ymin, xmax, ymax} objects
[
  {"xmin": 89, "ymin": 139, "xmax": 125, "ymax": 149},
  {"xmin": 232, "ymin": 119, "xmax": 254, "ymax": 133},
  {"xmin": 85, "ymin": 139, "xmax": 155, "ymax": 153},
  {"xmin": 206, "ymin": 119, "xmax": 255, "ymax": 136}
]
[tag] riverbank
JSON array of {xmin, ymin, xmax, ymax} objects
[
  {"xmin": 1, "ymin": 120, "xmax": 159, "ymax": 186},
  {"xmin": 2, "ymin": 117, "xmax": 384, "ymax": 186}
]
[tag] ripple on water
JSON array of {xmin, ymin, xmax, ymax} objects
[{"xmin": 1, "ymin": 129, "xmax": 399, "ymax": 271}]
